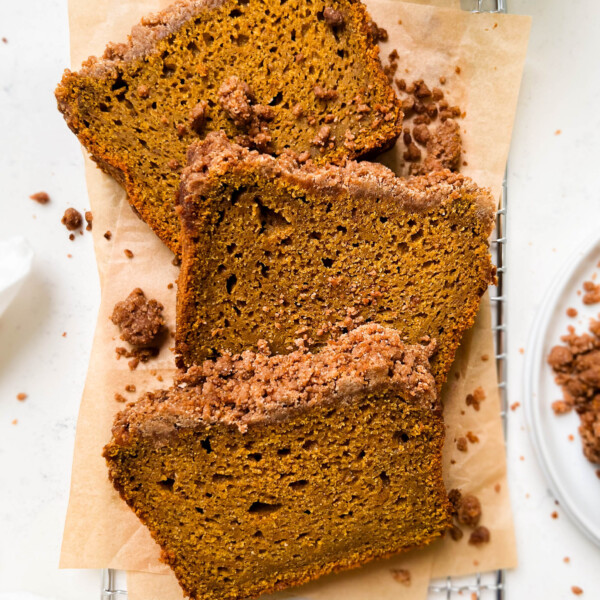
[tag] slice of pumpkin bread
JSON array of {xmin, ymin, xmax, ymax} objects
[
  {"xmin": 104, "ymin": 324, "xmax": 451, "ymax": 600},
  {"xmin": 55, "ymin": 0, "xmax": 402, "ymax": 253},
  {"xmin": 176, "ymin": 132, "xmax": 496, "ymax": 385}
]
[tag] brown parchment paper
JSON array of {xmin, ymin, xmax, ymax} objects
[{"xmin": 60, "ymin": 0, "xmax": 530, "ymax": 597}]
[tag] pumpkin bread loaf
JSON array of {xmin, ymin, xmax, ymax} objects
[
  {"xmin": 104, "ymin": 324, "xmax": 452, "ymax": 600},
  {"xmin": 176, "ymin": 132, "xmax": 496, "ymax": 386},
  {"xmin": 55, "ymin": 0, "xmax": 402, "ymax": 253}
]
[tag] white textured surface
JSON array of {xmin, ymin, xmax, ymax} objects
[{"xmin": 0, "ymin": 0, "xmax": 599, "ymax": 599}]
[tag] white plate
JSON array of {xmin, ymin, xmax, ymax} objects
[{"xmin": 525, "ymin": 233, "xmax": 600, "ymax": 547}]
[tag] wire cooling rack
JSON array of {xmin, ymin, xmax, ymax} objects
[{"xmin": 101, "ymin": 1, "xmax": 508, "ymax": 598}]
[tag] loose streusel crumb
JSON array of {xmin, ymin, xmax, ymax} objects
[
  {"xmin": 386, "ymin": 70, "xmax": 463, "ymax": 176},
  {"xmin": 468, "ymin": 526, "xmax": 490, "ymax": 545},
  {"xmin": 124, "ymin": 249, "xmax": 134, "ymax": 259},
  {"xmin": 16, "ymin": 393, "xmax": 27, "ymax": 402},
  {"xmin": 551, "ymin": 511, "xmax": 558, "ymax": 519},
  {"xmin": 510, "ymin": 402, "xmax": 521, "ymax": 411},
  {"xmin": 466, "ymin": 387, "xmax": 486, "ymax": 411},
  {"xmin": 390, "ymin": 569, "xmax": 411, "ymax": 586},
  {"xmin": 571, "ymin": 586, "xmax": 583, "ymax": 596},
  {"xmin": 566, "ymin": 307, "xmax": 578, "ymax": 318},
  {"xmin": 114, "ymin": 393, "xmax": 127, "ymax": 403},
  {"xmin": 30, "ymin": 191, "xmax": 50, "ymax": 204},
  {"xmin": 457, "ymin": 494, "xmax": 481, "ymax": 527},
  {"xmin": 456, "ymin": 437, "xmax": 468, "ymax": 452},
  {"xmin": 548, "ymin": 319, "xmax": 600, "ymax": 463},
  {"xmin": 61, "ymin": 208, "xmax": 83, "ymax": 231},
  {"xmin": 111, "ymin": 288, "xmax": 165, "ymax": 347},
  {"xmin": 466, "ymin": 431, "xmax": 479, "ymax": 444},
  {"xmin": 564, "ymin": 556, "xmax": 570, "ymax": 564},
  {"xmin": 85, "ymin": 211, "xmax": 93, "ymax": 231},
  {"xmin": 125, "ymin": 384, "xmax": 136, "ymax": 393},
  {"xmin": 104, "ymin": 230, "xmax": 112, "ymax": 240},
  {"xmin": 116, "ymin": 346, "xmax": 159, "ymax": 370},
  {"xmin": 582, "ymin": 281, "xmax": 600, "ymax": 305}
]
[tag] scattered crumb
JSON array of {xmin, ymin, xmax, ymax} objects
[
  {"xmin": 2, "ymin": 37, "xmax": 7, "ymax": 44},
  {"xmin": 448, "ymin": 524, "xmax": 463, "ymax": 541},
  {"xmin": 115, "ymin": 346, "xmax": 159, "ymax": 370},
  {"xmin": 69, "ymin": 233, "xmax": 75, "ymax": 241},
  {"xmin": 466, "ymin": 431, "xmax": 479, "ymax": 444},
  {"xmin": 552, "ymin": 400, "xmax": 572, "ymax": 415},
  {"xmin": 519, "ymin": 347, "xmax": 525, "ymax": 354},
  {"xmin": 61, "ymin": 208, "xmax": 83, "ymax": 231},
  {"xmin": 439, "ymin": 76, "xmax": 446, "ymax": 85},
  {"xmin": 167, "ymin": 283, "xmax": 174, "ymax": 290},
  {"xmin": 555, "ymin": 129, "xmax": 562, "ymax": 135},
  {"xmin": 582, "ymin": 281, "xmax": 600, "ymax": 304},
  {"xmin": 157, "ymin": 374, "xmax": 164, "ymax": 382},
  {"xmin": 62, "ymin": 332, "xmax": 67, "ymax": 337},
  {"xmin": 566, "ymin": 307, "xmax": 578, "ymax": 318},
  {"xmin": 11, "ymin": 419, "xmax": 18, "ymax": 426},
  {"xmin": 104, "ymin": 230, "xmax": 112, "ymax": 240},
  {"xmin": 455, "ymin": 66, "xmax": 461, "ymax": 75},
  {"xmin": 457, "ymin": 494, "xmax": 481, "ymax": 527},
  {"xmin": 85, "ymin": 211, "xmax": 93, "ymax": 231},
  {"xmin": 471, "ymin": 593, "xmax": 477, "ymax": 600},
  {"xmin": 481, "ymin": 354, "xmax": 489, "ymax": 361},
  {"xmin": 468, "ymin": 526, "xmax": 490, "ymax": 545},
  {"xmin": 16, "ymin": 393, "xmax": 27, "ymax": 402},
  {"xmin": 466, "ymin": 386, "xmax": 486, "ymax": 411},
  {"xmin": 456, "ymin": 436, "xmax": 468, "ymax": 452},
  {"xmin": 510, "ymin": 402, "xmax": 521, "ymax": 411},
  {"xmin": 564, "ymin": 557, "xmax": 570, "ymax": 564},
  {"xmin": 494, "ymin": 483, "xmax": 501, "ymax": 493},
  {"xmin": 571, "ymin": 586, "xmax": 583, "ymax": 596},
  {"xmin": 67, "ymin": 254, "xmax": 72, "ymax": 259},
  {"xmin": 568, "ymin": 434, "xmax": 575, "ymax": 442},
  {"xmin": 520, "ymin": 455, "xmax": 525, "ymax": 461},
  {"xmin": 551, "ymin": 511, "xmax": 558, "ymax": 519},
  {"xmin": 29, "ymin": 191, "xmax": 50, "ymax": 204},
  {"xmin": 114, "ymin": 393, "xmax": 127, "ymax": 403},
  {"xmin": 124, "ymin": 248, "xmax": 134, "ymax": 259},
  {"xmin": 390, "ymin": 568, "xmax": 411, "ymax": 586},
  {"xmin": 172, "ymin": 256, "xmax": 181, "ymax": 267},
  {"xmin": 125, "ymin": 384, "xmax": 136, "ymax": 393}
]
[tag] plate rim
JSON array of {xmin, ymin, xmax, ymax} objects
[{"xmin": 524, "ymin": 231, "xmax": 600, "ymax": 548}]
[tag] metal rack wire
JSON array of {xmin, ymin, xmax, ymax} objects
[
  {"xmin": 102, "ymin": 1, "xmax": 508, "ymax": 598},
  {"xmin": 429, "ymin": 2, "xmax": 508, "ymax": 596}
]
